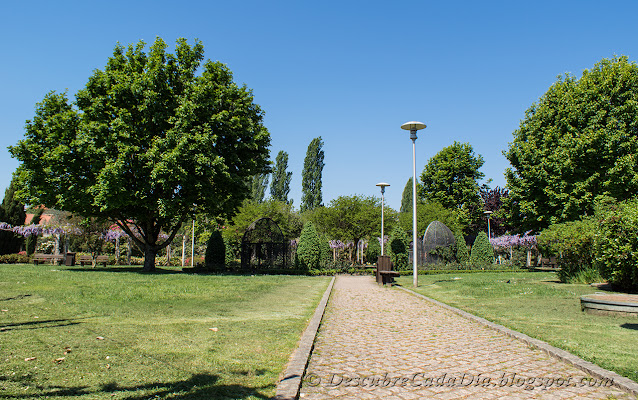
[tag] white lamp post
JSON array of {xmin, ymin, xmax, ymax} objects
[
  {"xmin": 484, "ymin": 210, "xmax": 493, "ymax": 238},
  {"xmin": 401, "ymin": 121, "xmax": 426, "ymax": 287},
  {"xmin": 376, "ymin": 182, "xmax": 390, "ymax": 255}
]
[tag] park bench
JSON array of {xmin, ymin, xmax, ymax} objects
[
  {"xmin": 32, "ymin": 253, "xmax": 65, "ymax": 265},
  {"xmin": 76, "ymin": 255, "xmax": 109, "ymax": 267},
  {"xmin": 376, "ymin": 255, "xmax": 400, "ymax": 285},
  {"xmin": 540, "ymin": 256, "xmax": 558, "ymax": 269}
]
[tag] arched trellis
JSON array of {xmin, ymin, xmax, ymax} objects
[
  {"xmin": 422, "ymin": 220, "xmax": 456, "ymax": 265},
  {"xmin": 240, "ymin": 218, "xmax": 288, "ymax": 270}
]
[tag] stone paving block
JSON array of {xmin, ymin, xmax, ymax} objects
[{"xmin": 298, "ymin": 275, "xmax": 635, "ymax": 399}]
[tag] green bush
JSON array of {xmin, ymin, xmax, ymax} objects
[
  {"xmin": 366, "ymin": 237, "xmax": 381, "ymax": 264},
  {"xmin": 469, "ymin": 232, "xmax": 493, "ymax": 267},
  {"xmin": 296, "ymin": 222, "xmax": 321, "ymax": 270},
  {"xmin": 205, "ymin": 231, "xmax": 226, "ymax": 270},
  {"xmin": 389, "ymin": 226, "xmax": 410, "ymax": 270},
  {"xmin": 454, "ymin": 230, "xmax": 470, "ymax": 267},
  {"xmin": 537, "ymin": 218, "xmax": 596, "ymax": 283},
  {"xmin": 595, "ymin": 199, "xmax": 638, "ymax": 291},
  {"xmin": 0, "ymin": 253, "xmax": 30, "ymax": 264}
]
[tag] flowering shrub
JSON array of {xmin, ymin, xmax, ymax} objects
[
  {"xmin": 537, "ymin": 218, "xmax": 596, "ymax": 282},
  {"xmin": 0, "ymin": 253, "xmax": 31, "ymax": 264}
]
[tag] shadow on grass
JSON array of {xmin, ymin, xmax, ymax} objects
[
  {"xmin": 0, "ymin": 316, "xmax": 90, "ymax": 332},
  {"xmin": 64, "ymin": 266, "xmax": 184, "ymax": 274},
  {"xmin": 0, "ymin": 373, "xmax": 272, "ymax": 400},
  {"xmin": 620, "ymin": 323, "xmax": 638, "ymax": 331}
]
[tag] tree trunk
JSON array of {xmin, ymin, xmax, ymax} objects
[
  {"xmin": 143, "ymin": 245, "xmax": 157, "ymax": 272},
  {"xmin": 127, "ymin": 239, "xmax": 132, "ymax": 265},
  {"xmin": 115, "ymin": 236, "xmax": 120, "ymax": 265}
]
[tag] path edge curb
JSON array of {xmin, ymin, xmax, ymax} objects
[
  {"xmin": 273, "ymin": 276, "xmax": 336, "ymax": 400},
  {"xmin": 397, "ymin": 285, "xmax": 638, "ymax": 398}
]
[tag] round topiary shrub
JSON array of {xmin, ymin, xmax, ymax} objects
[
  {"xmin": 205, "ymin": 231, "xmax": 226, "ymax": 270},
  {"xmin": 470, "ymin": 231, "xmax": 493, "ymax": 267},
  {"xmin": 297, "ymin": 222, "xmax": 321, "ymax": 270}
]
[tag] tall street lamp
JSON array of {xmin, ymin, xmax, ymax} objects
[
  {"xmin": 376, "ymin": 182, "xmax": 390, "ymax": 255},
  {"xmin": 401, "ymin": 121, "xmax": 426, "ymax": 287}
]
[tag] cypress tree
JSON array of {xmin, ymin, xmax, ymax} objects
[
  {"xmin": 0, "ymin": 179, "xmax": 26, "ymax": 254},
  {"xmin": 270, "ymin": 150, "xmax": 292, "ymax": 204},
  {"xmin": 300, "ymin": 137, "xmax": 324, "ymax": 212},
  {"xmin": 400, "ymin": 177, "xmax": 413, "ymax": 214},
  {"xmin": 296, "ymin": 222, "xmax": 321, "ymax": 270},
  {"xmin": 204, "ymin": 230, "xmax": 226, "ymax": 270},
  {"xmin": 454, "ymin": 229, "xmax": 470, "ymax": 267},
  {"xmin": 249, "ymin": 173, "xmax": 269, "ymax": 203}
]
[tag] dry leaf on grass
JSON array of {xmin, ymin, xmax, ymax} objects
[
  {"xmin": 24, "ymin": 357, "xmax": 36, "ymax": 361},
  {"xmin": 54, "ymin": 357, "xmax": 65, "ymax": 364},
  {"xmin": 1, "ymin": 309, "xmax": 8, "ymax": 312},
  {"xmin": 96, "ymin": 336, "xmax": 105, "ymax": 340},
  {"xmin": 209, "ymin": 327, "xmax": 219, "ymax": 332}
]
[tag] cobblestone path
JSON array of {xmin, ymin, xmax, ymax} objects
[{"xmin": 299, "ymin": 275, "xmax": 633, "ymax": 399}]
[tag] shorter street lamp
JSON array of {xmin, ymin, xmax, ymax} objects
[
  {"xmin": 484, "ymin": 210, "xmax": 493, "ymax": 238},
  {"xmin": 376, "ymin": 182, "xmax": 390, "ymax": 255}
]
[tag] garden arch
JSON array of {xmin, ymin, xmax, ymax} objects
[
  {"xmin": 422, "ymin": 220, "xmax": 456, "ymax": 265},
  {"xmin": 240, "ymin": 217, "xmax": 288, "ymax": 270}
]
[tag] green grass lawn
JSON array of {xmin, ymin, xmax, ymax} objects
[
  {"xmin": 0, "ymin": 264, "xmax": 330, "ymax": 399},
  {"xmin": 396, "ymin": 271, "xmax": 638, "ymax": 383}
]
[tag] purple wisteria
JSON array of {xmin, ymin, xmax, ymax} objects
[{"xmin": 490, "ymin": 231, "xmax": 537, "ymax": 249}]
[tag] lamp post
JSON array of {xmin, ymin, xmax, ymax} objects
[
  {"xmin": 376, "ymin": 182, "xmax": 390, "ymax": 255},
  {"xmin": 401, "ymin": 121, "xmax": 426, "ymax": 287},
  {"xmin": 484, "ymin": 210, "xmax": 493, "ymax": 238}
]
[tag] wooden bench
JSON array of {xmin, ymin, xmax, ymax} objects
[
  {"xmin": 376, "ymin": 255, "xmax": 400, "ymax": 285},
  {"xmin": 541, "ymin": 256, "xmax": 558, "ymax": 269},
  {"xmin": 76, "ymin": 255, "xmax": 109, "ymax": 267},
  {"xmin": 32, "ymin": 253, "xmax": 65, "ymax": 265}
]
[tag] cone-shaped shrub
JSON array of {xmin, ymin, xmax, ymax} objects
[
  {"xmin": 454, "ymin": 229, "xmax": 470, "ymax": 267},
  {"xmin": 205, "ymin": 231, "xmax": 225, "ymax": 270},
  {"xmin": 297, "ymin": 222, "xmax": 321, "ymax": 270},
  {"xmin": 470, "ymin": 231, "xmax": 493, "ymax": 267}
]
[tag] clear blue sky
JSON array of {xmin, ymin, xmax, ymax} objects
[{"xmin": 2, "ymin": 1, "xmax": 638, "ymax": 212}]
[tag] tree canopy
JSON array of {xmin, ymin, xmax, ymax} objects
[
  {"xmin": 305, "ymin": 195, "xmax": 391, "ymax": 252},
  {"xmin": 505, "ymin": 56, "xmax": 638, "ymax": 232},
  {"xmin": 270, "ymin": 150, "xmax": 292, "ymax": 204},
  {"xmin": 10, "ymin": 37, "xmax": 271, "ymax": 271},
  {"xmin": 419, "ymin": 141, "xmax": 485, "ymax": 229},
  {"xmin": 300, "ymin": 137, "xmax": 324, "ymax": 212}
]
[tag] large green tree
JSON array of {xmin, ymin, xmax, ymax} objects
[
  {"xmin": 306, "ymin": 195, "xmax": 394, "ymax": 254},
  {"xmin": 10, "ymin": 38, "xmax": 270, "ymax": 271},
  {"xmin": 505, "ymin": 56, "xmax": 638, "ymax": 232},
  {"xmin": 419, "ymin": 141, "xmax": 485, "ymax": 229},
  {"xmin": 0, "ymin": 175, "xmax": 27, "ymax": 254},
  {"xmin": 270, "ymin": 150, "xmax": 292, "ymax": 204},
  {"xmin": 300, "ymin": 137, "xmax": 324, "ymax": 212}
]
